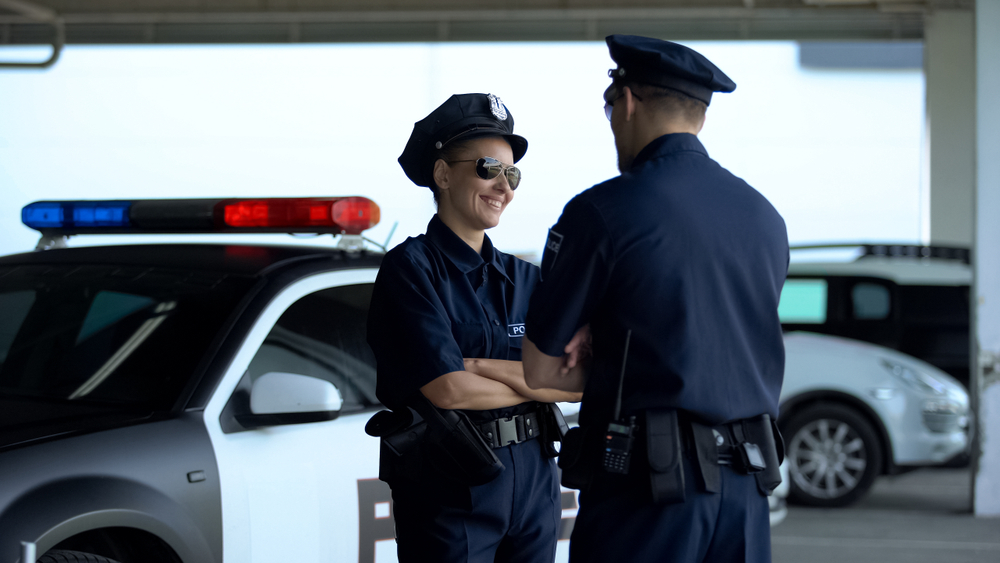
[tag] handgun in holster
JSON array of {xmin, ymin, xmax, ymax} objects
[{"xmin": 410, "ymin": 395, "xmax": 505, "ymax": 486}]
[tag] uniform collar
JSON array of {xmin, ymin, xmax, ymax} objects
[
  {"xmin": 631, "ymin": 132, "xmax": 708, "ymax": 169},
  {"xmin": 426, "ymin": 215, "xmax": 514, "ymax": 284}
]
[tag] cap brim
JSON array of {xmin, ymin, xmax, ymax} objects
[{"xmin": 449, "ymin": 129, "xmax": 528, "ymax": 163}]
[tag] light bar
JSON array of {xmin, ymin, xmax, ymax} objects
[{"xmin": 21, "ymin": 197, "xmax": 380, "ymax": 236}]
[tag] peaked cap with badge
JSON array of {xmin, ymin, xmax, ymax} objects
[
  {"xmin": 399, "ymin": 93, "xmax": 528, "ymax": 188},
  {"xmin": 605, "ymin": 34, "xmax": 737, "ymax": 106}
]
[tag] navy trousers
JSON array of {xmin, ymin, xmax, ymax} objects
[
  {"xmin": 390, "ymin": 438, "xmax": 561, "ymax": 563},
  {"xmin": 569, "ymin": 454, "xmax": 771, "ymax": 563}
]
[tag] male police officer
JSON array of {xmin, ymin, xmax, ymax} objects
[{"xmin": 523, "ymin": 35, "xmax": 789, "ymax": 562}]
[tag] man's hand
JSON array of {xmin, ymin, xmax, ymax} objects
[
  {"xmin": 561, "ymin": 324, "xmax": 592, "ymax": 374},
  {"xmin": 523, "ymin": 335, "xmax": 588, "ymax": 393}
]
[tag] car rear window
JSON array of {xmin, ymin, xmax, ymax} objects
[
  {"xmin": 779, "ymin": 279, "xmax": 828, "ymax": 323},
  {"xmin": 0, "ymin": 264, "xmax": 256, "ymax": 412}
]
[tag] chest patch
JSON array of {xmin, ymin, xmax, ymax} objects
[{"xmin": 508, "ymin": 323, "xmax": 526, "ymax": 337}]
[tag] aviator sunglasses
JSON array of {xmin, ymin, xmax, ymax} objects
[{"xmin": 448, "ymin": 156, "xmax": 522, "ymax": 190}]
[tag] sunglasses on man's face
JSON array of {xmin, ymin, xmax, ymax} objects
[
  {"xmin": 449, "ymin": 156, "xmax": 522, "ymax": 190},
  {"xmin": 603, "ymin": 84, "xmax": 644, "ymax": 121}
]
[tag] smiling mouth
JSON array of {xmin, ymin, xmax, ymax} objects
[{"xmin": 482, "ymin": 197, "xmax": 503, "ymax": 210}]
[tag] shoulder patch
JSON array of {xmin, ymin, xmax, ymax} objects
[{"xmin": 540, "ymin": 230, "xmax": 564, "ymax": 281}]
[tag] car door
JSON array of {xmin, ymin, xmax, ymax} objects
[{"xmin": 202, "ymin": 268, "xmax": 397, "ymax": 563}]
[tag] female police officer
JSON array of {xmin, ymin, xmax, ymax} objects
[{"xmin": 366, "ymin": 93, "xmax": 581, "ymax": 563}]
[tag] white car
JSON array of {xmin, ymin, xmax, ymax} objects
[
  {"xmin": 776, "ymin": 244, "xmax": 972, "ymax": 507},
  {"xmin": 778, "ymin": 331, "xmax": 969, "ymax": 507}
]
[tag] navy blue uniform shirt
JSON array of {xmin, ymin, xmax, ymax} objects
[
  {"xmin": 526, "ymin": 133, "xmax": 788, "ymax": 428},
  {"xmin": 368, "ymin": 215, "xmax": 540, "ymax": 415}
]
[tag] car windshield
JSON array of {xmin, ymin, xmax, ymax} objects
[{"xmin": 0, "ymin": 263, "xmax": 256, "ymax": 413}]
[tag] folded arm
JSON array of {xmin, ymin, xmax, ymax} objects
[
  {"xmin": 464, "ymin": 358, "xmax": 583, "ymax": 404},
  {"xmin": 420, "ymin": 370, "xmax": 533, "ymax": 410}
]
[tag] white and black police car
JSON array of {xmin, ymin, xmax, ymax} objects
[{"xmin": 0, "ymin": 197, "xmax": 586, "ymax": 563}]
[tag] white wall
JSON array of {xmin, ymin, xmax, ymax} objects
[{"xmin": 0, "ymin": 42, "xmax": 924, "ymax": 258}]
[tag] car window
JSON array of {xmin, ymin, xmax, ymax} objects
[
  {"xmin": 899, "ymin": 285, "xmax": 970, "ymax": 324},
  {"xmin": 0, "ymin": 290, "xmax": 35, "ymax": 365},
  {"xmin": 0, "ymin": 264, "xmax": 256, "ymax": 412},
  {"xmin": 851, "ymin": 282, "xmax": 890, "ymax": 320},
  {"xmin": 246, "ymin": 283, "xmax": 378, "ymax": 414},
  {"xmin": 779, "ymin": 279, "xmax": 828, "ymax": 323}
]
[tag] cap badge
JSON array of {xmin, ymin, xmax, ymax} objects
[{"xmin": 487, "ymin": 93, "xmax": 508, "ymax": 121}]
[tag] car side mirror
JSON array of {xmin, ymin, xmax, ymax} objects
[{"xmin": 236, "ymin": 372, "xmax": 343, "ymax": 429}]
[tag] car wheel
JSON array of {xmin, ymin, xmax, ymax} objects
[
  {"xmin": 38, "ymin": 550, "xmax": 122, "ymax": 563},
  {"xmin": 782, "ymin": 403, "xmax": 882, "ymax": 507}
]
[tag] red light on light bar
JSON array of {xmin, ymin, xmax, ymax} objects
[
  {"xmin": 332, "ymin": 197, "xmax": 380, "ymax": 235},
  {"xmin": 222, "ymin": 197, "xmax": 379, "ymax": 234}
]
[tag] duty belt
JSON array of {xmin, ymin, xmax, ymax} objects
[{"xmin": 478, "ymin": 412, "xmax": 541, "ymax": 449}]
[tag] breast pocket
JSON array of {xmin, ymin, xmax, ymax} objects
[{"xmin": 452, "ymin": 322, "xmax": 487, "ymax": 359}]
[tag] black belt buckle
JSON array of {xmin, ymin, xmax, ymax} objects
[{"xmin": 481, "ymin": 413, "xmax": 538, "ymax": 448}]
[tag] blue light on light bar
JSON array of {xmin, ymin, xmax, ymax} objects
[
  {"xmin": 22, "ymin": 201, "xmax": 132, "ymax": 230},
  {"xmin": 73, "ymin": 202, "xmax": 131, "ymax": 227},
  {"xmin": 22, "ymin": 203, "xmax": 65, "ymax": 228}
]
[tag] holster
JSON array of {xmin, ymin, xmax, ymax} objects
[
  {"xmin": 645, "ymin": 409, "xmax": 686, "ymax": 504},
  {"xmin": 365, "ymin": 397, "xmax": 506, "ymax": 487},
  {"xmin": 539, "ymin": 403, "xmax": 570, "ymax": 458},
  {"xmin": 365, "ymin": 407, "xmax": 426, "ymax": 484},
  {"xmin": 412, "ymin": 397, "xmax": 505, "ymax": 486}
]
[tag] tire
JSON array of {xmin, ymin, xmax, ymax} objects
[
  {"xmin": 781, "ymin": 403, "xmax": 883, "ymax": 507},
  {"xmin": 38, "ymin": 550, "xmax": 122, "ymax": 563}
]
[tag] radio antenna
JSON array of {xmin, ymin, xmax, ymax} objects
[{"xmin": 613, "ymin": 329, "xmax": 632, "ymax": 421}]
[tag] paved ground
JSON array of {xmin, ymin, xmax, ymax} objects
[{"xmin": 772, "ymin": 468, "xmax": 1000, "ymax": 563}]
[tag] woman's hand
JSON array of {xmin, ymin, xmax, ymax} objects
[
  {"xmin": 464, "ymin": 358, "xmax": 583, "ymax": 404},
  {"xmin": 420, "ymin": 370, "xmax": 532, "ymax": 410}
]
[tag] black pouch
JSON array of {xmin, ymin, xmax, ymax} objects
[
  {"xmin": 558, "ymin": 425, "xmax": 598, "ymax": 490},
  {"xmin": 415, "ymin": 399, "xmax": 505, "ymax": 487},
  {"xmin": 739, "ymin": 414, "xmax": 783, "ymax": 496},
  {"xmin": 539, "ymin": 403, "xmax": 570, "ymax": 458},
  {"xmin": 365, "ymin": 408, "xmax": 426, "ymax": 484},
  {"xmin": 645, "ymin": 409, "xmax": 686, "ymax": 504}
]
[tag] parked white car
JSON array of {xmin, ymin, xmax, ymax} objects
[{"xmin": 778, "ymin": 331, "xmax": 969, "ymax": 507}]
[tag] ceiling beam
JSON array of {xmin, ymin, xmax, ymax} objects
[{"xmin": 0, "ymin": 7, "xmax": 934, "ymax": 45}]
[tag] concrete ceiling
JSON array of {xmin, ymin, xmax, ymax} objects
[{"xmin": 0, "ymin": 1, "xmax": 974, "ymax": 48}]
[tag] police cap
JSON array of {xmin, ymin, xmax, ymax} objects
[
  {"xmin": 398, "ymin": 93, "xmax": 528, "ymax": 188},
  {"xmin": 606, "ymin": 34, "xmax": 736, "ymax": 106}
]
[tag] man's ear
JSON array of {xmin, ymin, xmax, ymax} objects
[
  {"xmin": 623, "ymin": 86, "xmax": 639, "ymax": 122},
  {"xmin": 694, "ymin": 113, "xmax": 707, "ymax": 135},
  {"xmin": 432, "ymin": 159, "xmax": 451, "ymax": 192}
]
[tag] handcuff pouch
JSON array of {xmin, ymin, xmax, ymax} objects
[{"xmin": 645, "ymin": 409, "xmax": 686, "ymax": 504}]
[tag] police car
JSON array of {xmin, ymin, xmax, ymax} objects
[
  {"xmin": 777, "ymin": 244, "xmax": 971, "ymax": 507},
  {"xmin": 0, "ymin": 197, "xmax": 588, "ymax": 563}
]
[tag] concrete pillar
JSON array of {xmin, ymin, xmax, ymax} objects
[
  {"xmin": 974, "ymin": 0, "xmax": 1000, "ymax": 517},
  {"xmin": 924, "ymin": 10, "xmax": 975, "ymax": 246}
]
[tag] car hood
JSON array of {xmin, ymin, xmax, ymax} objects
[
  {"xmin": 0, "ymin": 394, "xmax": 154, "ymax": 451},
  {"xmin": 782, "ymin": 331, "xmax": 968, "ymax": 400}
]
